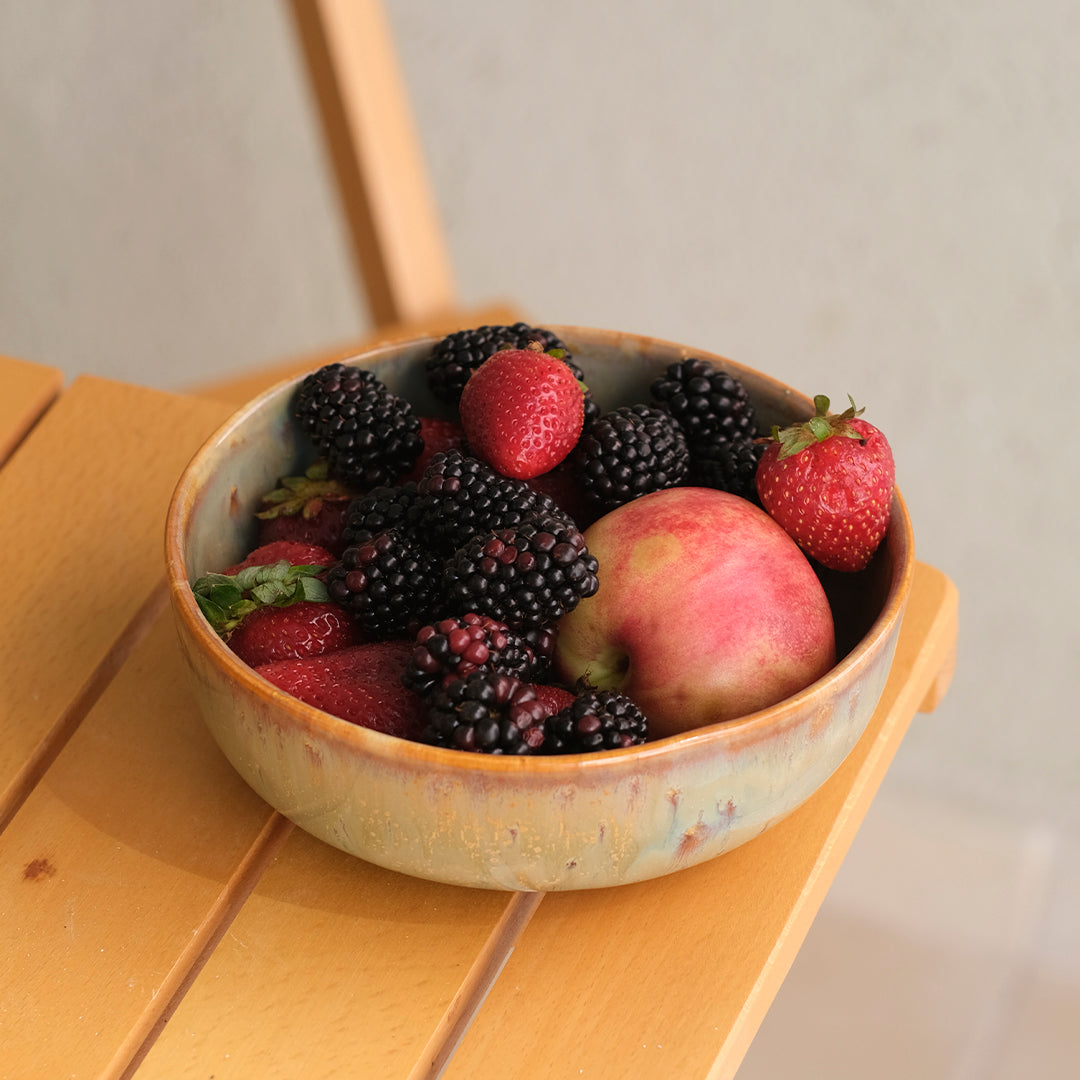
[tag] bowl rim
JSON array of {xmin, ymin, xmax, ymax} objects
[{"xmin": 165, "ymin": 329, "xmax": 915, "ymax": 776}]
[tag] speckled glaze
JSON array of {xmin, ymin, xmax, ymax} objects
[{"xmin": 165, "ymin": 328, "xmax": 914, "ymax": 891}]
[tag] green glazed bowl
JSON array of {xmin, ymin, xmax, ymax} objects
[{"xmin": 165, "ymin": 327, "xmax": 914, "ymax": 891}]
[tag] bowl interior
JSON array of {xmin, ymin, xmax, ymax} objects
[{"xmin": 167, "ymin": 325, "xmax": 913, "ymax": 760}]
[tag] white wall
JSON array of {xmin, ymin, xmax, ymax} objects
[{"xmin": 2, "ymin": 1, "xmax": 1077, "ymax": 836}]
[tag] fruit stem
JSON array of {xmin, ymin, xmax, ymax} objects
[{"xmin": 771, "ymin": 394, "xmax": 866, "ymax": 459}]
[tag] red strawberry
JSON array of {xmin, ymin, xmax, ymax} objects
[
  {"xmin": 529, "ymin": 683, "xmax": 577, "ymax": 718},
  {"xmin": 398, "ymin": 416, "xmax": 466, "ymax": 484},
  {"xmin": 458, "ymin": 344, "xmax": 585, "ymax": 479},
  {"xmin": 756, "ymin": 395, "xmax": 895, "ymax": 572},
  {"xmin": 255, "ymin": 640, "xmax": 427, "ymax": 739},
  {"xmin": 193, "ymin": 559, "xmax": 337, "ymax": 643},
  {"xmin": 255, "ymin": 461, "xmax": 354, "ymax": 556},
  {"xmin": 227, "ymin": 601, "xmax": 362, "ymax": 667},
  {"xmin": 224, "ymin": 540, "xmax": 336, "ymax": 576}
]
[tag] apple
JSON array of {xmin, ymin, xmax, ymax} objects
[{"xmin": 553, "ymin": 487, "xmax": 836, "ymax": 738}]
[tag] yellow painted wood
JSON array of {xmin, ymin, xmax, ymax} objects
[
  {"xmin": 442, "ymin": 563, "xmax": 959, "ymax": 1080},
  {"xmin": 0, "ymin": 378, "xmax": 232, "ymax": 822},
  {"xmin": 136, "ymin": 830, "xmax": 528, "ymax": 1080},
  {"xmin": 287, "ymin": 0, "xmax": 456, "ymax": 326},
  {"xmin": 0, "ymin": 354, "xmax": 63, "ymax": 465},
  {"xmin": 0, "ymin": 614, "xmax": 280, "ymax": 1079},
  {"xmin": 189, "ymin": 302, "xmax": 525, "ymax": 407}
]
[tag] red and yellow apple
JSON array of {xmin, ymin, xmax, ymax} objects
[{"xmin": 553, "ymin": 487, "xmax": 836, "ymax": 739}]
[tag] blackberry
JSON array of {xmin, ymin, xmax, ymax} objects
[
  {"xmin": 569, "ymin": 404, "xmax": 689, "ymax": 512},
  {"xmin": 341, "ymin": 482, "xmax": 423, "ymax": 548},
  {"xmin": 543, "ymin": 689, "xmax": 649, "ymax": 754},
  {"xmin": 326, "ymin": 528, "xmax": 443, "ymax": 639},
  {"xmin": 690, "ymin": 437, "xmax": 766, "ymax": 502},
  {"xmin": 650, "ymin": 358, "xmax": 758, "ymax": 444},
  {"xmin": 426, "ymin": 323, "xmax": 599, "ymax": 420},
  {"xmin": 443, "ymin": 514, "xmax": 599, "ymax": 631},
  {"xmin": 402, "ymin": 613, "xmax": 540, "ymax": 697},
  {"xmin": 522, "ymin": 625, "xmax": 557, "ymax": 680},
  {"xmin": 293, "ymin": 363, "xmax": 423, "ymax": 490},
  {"xmin": 650, "ymin": 358, "xmax": 762, "ymax": 499},
  {"xmin": 428, "ymin": 323, "xmax": 565, "ymax": 403},
  {"xmin": 294, "ymin": 363, "xmax": 378, "ymax": 442},
  {"xmin": 421, "ymin": 671, "xmax": 547, "ymax": 754},
  {"xmin": 415, "ymin": 449, "xmax": 564, "ymax": 554}
]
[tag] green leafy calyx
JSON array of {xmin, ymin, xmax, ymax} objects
[
  {"xmin": 192, "ymin": 559, "xmax": 329, "ymax": 636},
  {"xmin": 255, "ymin": 460, "xmax": 353, "ymax": 521},
  {"xmin": 770, "ymin": 395, "xmax": 866, "ymax": 460}
]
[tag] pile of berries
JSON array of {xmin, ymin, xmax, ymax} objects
[{"xmin": 192, "ymin": 322, "xmax": 893, "ymax": 754}]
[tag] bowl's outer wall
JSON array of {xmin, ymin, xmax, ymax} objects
[{"xmin": 167, "ymin": 328, "xmax": 913, "ymax": 891}]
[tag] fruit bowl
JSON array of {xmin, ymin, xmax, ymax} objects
[{"xmin": 165, "ymin": 327, "xmax": 914, "ymax": 891}]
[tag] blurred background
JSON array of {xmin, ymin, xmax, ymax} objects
[{"xmin": 1, "ymin": 1, "xmax": 1077, "ymax": 1075}]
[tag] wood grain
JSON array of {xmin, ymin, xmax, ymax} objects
[
  {"xmin": 287, "ymin": 0, "xmax": 457, "ymax": 326},
  {"xmin": 135, "ymin": 830, "xmax": 532, "ymax": 1080},
  {"xmin": 0, "ymin": 354, "xmax": 62, "ymax": 465},
  {"xmin": 0, "ymin": 614, "xmax": 280, "ymax": 1079},
  {"xmin": 0, "ymin": 377, "xmax": 231, "ymax": 826}
]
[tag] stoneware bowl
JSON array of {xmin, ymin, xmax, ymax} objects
[{"xmin": 165, "ymin": 327, "xmax": 914, "ymax": 891}]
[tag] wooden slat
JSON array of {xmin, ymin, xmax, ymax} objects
[
  {"xmin": 0, "ymin": 614, "xmax": 284, "ymax": 1079},
  {"xmin": 135, "ymin": 832, "xmax": 536, "ymax": 1080},
  {"xmin": 0, "ymin": 354, "xmax": 63, "ymax": 465},
  {"xmin": 188, "ymin": 302, "xmax": 525, "ymax": 407},
  {"xmin": 0, "ymin": 378, "xmax": 233, "ymax": 830},
  {"xmin": 0, "ymin": 365, "xmax": 959, "ymax": 1078},
  {"xmin": 442, "ymin": 563, "xmax": 959, "ymax": 1080},
  {"xmin": 287, "ymin": 0, "xmax": 457, "ymax": 326}
]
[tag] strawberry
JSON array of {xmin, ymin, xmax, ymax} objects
[
  {"xmin": 193, "ymin": 559, "xmax": 331, "ymax": 633},
  {"xmin": 226, "ymin": 601, "xmax": 362, "ymax": 667},
  {"xmin": 224, "ymin": 540, "xmax": 336, "ymax": 576},
  {"xmin": 254, "ymin": 640, "xmax": 427, "ymax": 739},
  {"xmin": 756, "ymin": 395, "xmax": 895, "ymax": 572},
  {"xmin": 458, "ymin": 344, "xmax": 585, "ymax": 479},
  {"xmin": 196, "ymin": 546, "xmax": 362, "ymax": 666},
  {"xmin": 529, "ymin": 682, "xmax": 577, "ymax": 718},
  {"xmin": 254, "ymin": 461, "xmax": 354, "ymax": 556},
  {"xmin": 398, "ymin": 416, "xmax": 466, "ymax": 484}
]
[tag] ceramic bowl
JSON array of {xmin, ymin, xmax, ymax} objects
[{"xmin": 165, "ymin": 327, "xmax": 914, "ymax": 891}]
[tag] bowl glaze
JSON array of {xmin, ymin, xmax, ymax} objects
[{"xmin": 165, "ymin": 327, "xmax": 914, "ymax": 891}]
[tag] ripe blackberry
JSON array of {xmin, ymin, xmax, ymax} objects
[
  {"xmin": 294, "ymin": 363, "xmax": 378, "ymax": 442},
  {"xmin": 522, "ymin": 625, "xmax": 557, "ymax": 680},
  {"xmin": 650, "ymin": 358, "xmax": 762, "ymax": 499},
  {"xmin": 428, "ymin": 323, "xmax": 565, "ymax": 402},
  {"xmin": 421, "ymin": 671, "xmax": 548, "ymax": 754},
  {"xmin": 341, "ymin": 482, "xmax": 423, "ymax": 548},
  {"xmin": 650, "ymin": 358, "xmax": 758, "ymax": 444},
  {"xmin": 569, "ymin": 404, "xmax": 689, "ymax": 511},
  {"xmin": 293, "ymin": 363, "xmax": 423, "ymax": 490},
  {"xmin": 426, "ymin": 323, "xmax": 599, "ymax": 420},
  {"xmin": 443, "ymin": 514, "xmax": 599, "ymax": 631},
  {"xmin": 402, "ymin": 613, "xmax": 540, "ymax": 697},
  {"xmin": 543, "ymin": 689, "xmax": 649, "ymax": 753},
  {"xmin": 691, "ymin": 437, "xmax": 766, "ymax": 502},
  {"xmin": 415, "ymin": 449, "xmax": 564, "ymax": 554},
  {"xmin": 326, "ymin": 528, "xmax": 442, "ymax": 639}
]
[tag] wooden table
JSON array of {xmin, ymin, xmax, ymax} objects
[{"xmin": 0, "ymin": 339, "xmax": 958, "ymax": 1080}]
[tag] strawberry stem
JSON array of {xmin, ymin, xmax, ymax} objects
[
  {"xmin": 193, "ymin": 559, "xmax": 329, "ymax": 636},
  {"xmin": 771, "ymin": 394, "xmax": 867, "ymax": 459},
  {"xmin": 255, "ymin": 460, "xmax": 354, "ymax": 521}
]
